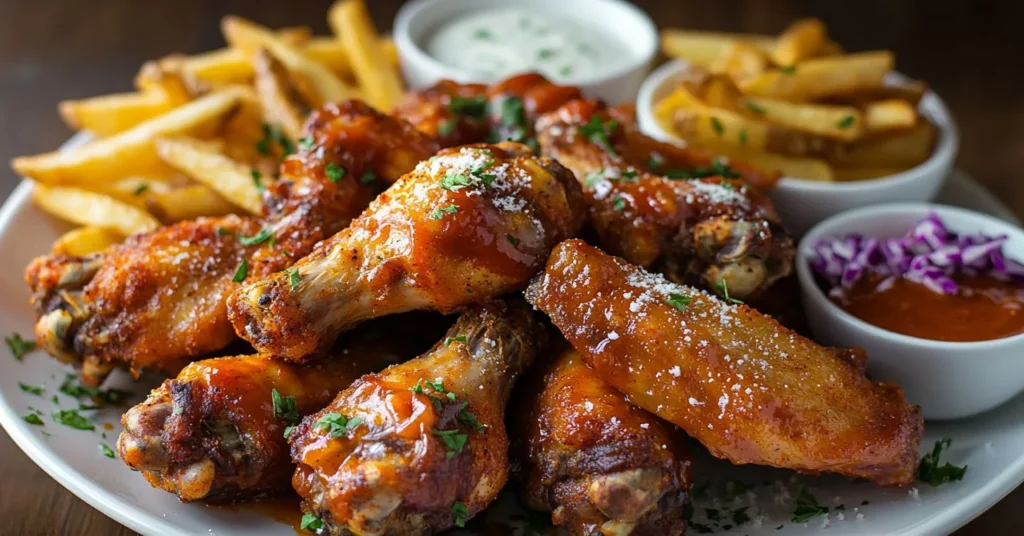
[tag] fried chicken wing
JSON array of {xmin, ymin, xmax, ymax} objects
[
  {"xmin": 290, "ymin": 300, "xmax": 545, "ymax": 535},
  {"xmin": 536, "ymin": 99, "xmax": 792, "ymax": 299},
  {"xmin": 25, "ymin": 100, "xmax": 438, "ymax": 385},
  {"xmin": 515, "ymin": 341, "xmax": 692, "ymax": 536},
  {"xmin": 229, "ymin": 142, "xmax": 584, "ymax": 361},
  {"xmin": 526, "ymin": 240, "xmax": 923, "ymax": 487},
  {"xmin": 117, "ymin": 313, "xmax": 449, "ymax": 502}
]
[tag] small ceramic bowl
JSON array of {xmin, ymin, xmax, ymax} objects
[
  {"xmin": 393, "ymin": 0, "xmax": 658, "ymax": 104},
  {"xmin": 636, "ymin": 60, "xmax": 960, "ymax": 235},
  {"xmin": 796, "ymin": 203, "xmax": 1024, "ymax": 420}
]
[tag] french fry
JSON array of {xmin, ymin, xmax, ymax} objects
[
  {"xmin": 155, "ymin": 136, "xmax": 263, "ymax": 215},
  {"xmin": 824, "ymin": 80, "xmax": 928, "ymax": 107},
  {"xmin": 151, "ymin": 184, "xmax": 239, "ymax": 222},
  {"xmin": 32, "ymin": 185, "xmax": 161, "ymax": 235},
  {"xmin": 660, "ymin": 29, "xmax": 776, "ymax": 67},
  {"xmin": 51, "ymin": 226, "xmax": 124, "ymax": 257},
  {"xmin": 328, "ymin": 0, "xmax": 404, "ymax": 110},
  {"xmin": 252, "ymin": 48, "xmax": 307, "ymax": 141},
  {"xmin": 702, "ymin": 76, "xmax": 743, "ymax": 111},
  {"xmin": 739, "ymin": 97, "xmax": 864, "ymax": 141},
  {"xmin": 739, "ymin": 51, "xmax": 895, "ymax": 101},
  {"xmin": 654, "ymin": 86, "xmax": 772, "ymax": 150},
  {"xmin": 833, "ymin": 166, "xmax": 909, "ymax": 181},
  {"xmin": 94, "ymin": 176, "xmax": 175, "ymax": 208},
  {"xmin": 701, "ymin": 140, "xmax": 835, "ymax": 181},
  {"xmin": 221, "ymin": 15, "xmax": 355, "ymax": 105},
  {"xmin": 863, "ymin": 99, "xmax": 917, "ymax": 132},
  {"xmin": 711, "ymin": 40, "xmax": 771, "ymax": 84},
  {"xmin": 134, "ymin": 61, "xmax": 195, "ymax": 102},
  {"xmin": 14, "ymin": 89, "xmax": 242, "ymax": 185},
  {"xmin": 58, "ymin": 92, "xmax": 177, "ymax": 137},
  {"xmin": 771, "ymin": 18, "xmax": 828, "ymax": 66},
  {"xmin": 832, "ymin": 120, "xmax": 937, "ymax": 168}
]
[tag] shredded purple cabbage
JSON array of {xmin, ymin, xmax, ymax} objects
[{"xmin": 810, "ymin": 213, "xmax": 1024, "ymax": 296}]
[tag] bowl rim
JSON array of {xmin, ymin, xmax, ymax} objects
[
  {"xmin": 636, "ymin": 58, "xmax": 960, "ymax": 190},
  {"xmin": 796, "ymin": 202, "xmax": 1024, "ymax": 349},
  {"xmin": 394, "ymin": 0, "xmax": 659, "ymax": 86}
]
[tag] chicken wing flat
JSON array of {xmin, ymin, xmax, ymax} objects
[
  {"xmin": 25, "ymin": 100, "xmax": 438, "ymax": 385},
  {"xmin": 526, "ymin": 240, "xmax": 923, "ymax": 487},
  {"xmin": 290, "ymin": 300, "xmax": 545, "ymax": 535},
  {"xmin": 229, "ymin": 141, "xmax": 584, "ymax": 361},
  {"xmin": 536, "ymin": 99, "xmax": 792, "ymax": 300},
  {"xmin": 117, "ymin": 313, "xmax": 449, "ymax": 502},
  {"xmin": 515, "ymin": 340, "xmax": 692, "ymax": 536}
]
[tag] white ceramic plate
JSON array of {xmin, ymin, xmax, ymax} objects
[{"xmin": 0, "ymin": 135, "xmax": 1021, "ymax": 535}]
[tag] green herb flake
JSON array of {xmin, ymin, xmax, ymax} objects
[
  {"xmin": 54, "ymin": 409, "xmax": 94, "ymax": 431},
  {"xmin": 133, "ymin": 183, "xmax": 149, "ymax": 196},
  {"xmin": 173, "ymin": 406, "xmax": 184, "ymax": 415},
  {"xmin": 360, "ymin": 170, "xmax": 376, "ymax": 184},
  {"xmin": 739, "ymin": 128, "xmax": 748, "ymax": 146},
  {"xmin": 272, "ymin": 388, "xmax": 300, "ymax": 423},
  {"xmin": 216, "ymin": 227, "xmax": 230, "ymax": 237},
  {"xmin": 315, "ymin": 412, "xmax": 363, "ymax": 438},
  {"xmin": 300, "ymin": 513, "xmax": 324, "ymax": 531},
  {"xmin": 732, "ymin": 506, "xmax": 751, "ymax": 525},
  {"xmin": 23, "ymin": 413, "xmax": 44, "ymax": 426},
  {"xmin": 837, "ymin": 115, "xmax": 856, "ymax": 129},
  {"xmin": 452, "ymin": 501, "xmax": 469, "ymax": 528},
  {"xmin": 578, "ymin": 115, "xmax": 618, "ymax": 155},
  {"xmin": 612, "ymin": 196, "xmax": 627, "ymax": 212},
  {"xmin": 433, "ymin": 428, "xmax": 468, "ymax": 459},
  {"xmin": 715, "ymin": 279, "xmax": 744, "ymax": 304},
  {"xmin": 506, "ymin": 234, "xmax": 520, "ymax": 246},
  {"xmin": 745, "ymin": 101, "xmax": 766, "ymax": 115},
  {"xmin": 429, "ymin": 204, "xmax": 459, "ymax": 220},
  {"xmin": 648, "ymin": 153, "xmax": 665, "ymax": 170},
  {"xmin": 99, "ymin": 442, "xmax": 116, "ymax": 459},
  {"xmin": 6, "ymin": 333, "xmax": 36, "ymax": 361},
  {"xmin": 558, "ymin": 66, "xmax": 573, "ymax": 77},
  {"xmin": 472, "ymin": 28, "xmax": 493, "ymax": 40},
  {"xmin": 298, "ymin": 136, "xmax": 314, "ymax": 150},
  {"xmin": 19, "ymin": 383, "xmax": 44, "ymax": 396},
  {"xmin": 250, "ymin": 170, "xmax": 265, "ymax": 193},
  {"xmin": 457, "ymin": 407, "xmax": 487, "ymax": 432},
  {"xmin": 537, "ymin": 48, "xmax": 556, "ymax": 60},
  {"xmin": 448, "ymin": 95, "xmax": 488, "ymax": 119},
  {"xmin": 918, "ymin": 438, "xmax": 967, "ymax": 486},
  {"xmin": 437, "ymin": 117, "xmax": 458, "ymax": 137},
  {"xmin": 325, "ymin": 162, "xmax": 346, "ymax": 183},
  {"xmin": 666, "ymin": 293, "xmax": 692, "ymax": 312},
  {"xmin": 445, "ymin": 335, "xmax": 468, "ymax": 346},
  {"xmin": 284, "ymin": 268, "xmax": 301, "ymax": 290},
  {"xmin": 239, "ymin": 228, "xmax": 272, "ymax": 246},
  {"xmin": 232, "ymin": 259, "xmax": 249, "ymax": 283},
  {"xmin": 791, "ymin": 488, "xmax": 828, "ymax": 523},
  {"xmin": 58, "ymin": 374, "xmax": 131, "ymax": 405},
  {"xmin": 283, "ymin": 425, "xmax": 297, "ymax": 439},
  {"xmin": 441, "ymin": 173, "xmax": 474, "ymax": 191},
  {"xmin": 780, "ymin": 65, "xmax": 797, "ymax": 75},
  {"xmin": 710, "ymin": 116, "xmax": 725, "ymax": 135}
]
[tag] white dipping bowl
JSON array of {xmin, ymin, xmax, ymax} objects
[
  {"xmin": 796, "ymin": 203, "xmax": 1024, "ymax": 420},
  {"xmin": 637, "ymin": 60, "xmax": 960, "ymax": 235},
  {"xmin": 394, "ymin": 0, "xmax": 657, "ymax": 104}
]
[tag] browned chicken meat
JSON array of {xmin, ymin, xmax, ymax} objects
[
  {"xmin": 116, "ymin": 313, "xmax": 449, "ymax": 502},
  {"xmin": 229, "ymin": 141, "xmax": 584, "ymax": 361},
  {"xmin": 25, "ymin": 100, "xmax": 438, "ymax": 385},
  {"xmin": 536, "ymin": 98, "xmax": 792, "ymax": 299},
  {"xmin": 289, "ymin": 300, "xmax": 545, "ymax": 535},
  {"xmin": 515, "ymin": 340, "xmax": 693, "ymax": 536},
  {"xmin": 526, "ymin": 240, "xmax": 923, "ymax": 487}
]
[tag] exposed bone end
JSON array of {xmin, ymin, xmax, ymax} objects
[
  {"xmin": 35, "ymin": 309, "xmax": 79, "ymax": 365},
  {"xmin": 173, "ymin": 459, "xmax": 217, "ymax": 501},
  {"xmin": 118, "ymin": 395, "xmax": 173, "ymax": 471},
  {"xmin": 704, "ymin": 257, "xmax": 768, "ymax": 299},
  {"xmin": 587, "ymin": 468, "xmax": 669, "ymax": 524},
  {"xmin": 81, "ymin": 355, "xmax": 115, "ymax": 387}
]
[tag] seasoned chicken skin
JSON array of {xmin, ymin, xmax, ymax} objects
[
  {"xmin": 290, "ymin": 300, "xmax": 545, "ymax": 535},
  {"xmin": 25, "ymin": 100, "xmax": 437, "ymax": 385},
  {"xmin": 515, "ymin": 341, "xmax": 692, "ymax": 536},
  {"xmin": 229, "ymin": 142, "xmax": 584, "ymax": 361},
  {"xmin": 536, "ymin": 99, "xmax": 791, "ymax": 299},
  {"xmin": 526, "ymin": 240, "xmax": 923, "ymax": 487}
]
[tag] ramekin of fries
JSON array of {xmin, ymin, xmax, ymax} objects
[
  {"xmin": 10, "ymin": 0, "xmax": 401, "ymax": 253},
  {"xmin": 636, "ymin": 19, "xmax": 958, "ymax": 233}
]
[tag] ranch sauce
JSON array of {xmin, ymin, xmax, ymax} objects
[{"xmin": 425, "ymin": 8, "xmax": 629, "ymax": 82}]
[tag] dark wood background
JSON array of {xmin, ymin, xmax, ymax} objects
[{"xmin": 1, "ymin": 0, "xmax": 1021, "ymax": 534}]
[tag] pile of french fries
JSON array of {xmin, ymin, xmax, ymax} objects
[
  {"xmin": 10, "ymin": 0, "xmax": 402, "ymax": 257},
  {"xmin": 658, "ymin": 19, "xmax": 936, "ymax": 182}
]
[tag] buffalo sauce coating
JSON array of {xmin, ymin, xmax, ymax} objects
[
  {"xmin": 526, "ymin": 240, "xmax": 923, "ymax": 486},
  {"xmin": 836, "ymin": 274, "xmax": 1024, "ymax": 342}
]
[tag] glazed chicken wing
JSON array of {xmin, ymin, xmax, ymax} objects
[
  {"xmin": 289, "ymin": 300, "xmax": 545, "ymax": 535},
  {"xmin": 515, "ymin": 341, "xmax": 692, "ymax": 536},
  {"xmin": 526, "ymin": 240, "xmax": 923, "ymax": 486},
  {"xmin": 117, "ymin": 313, "xmax": 449, "ymax": 502},
  {"xmin": 229, "ymin": 141, "xmax": 584, "ymax": 360},
  {"xmin": 536, "ymin": 99, "xmax": 792, "ymax": 299}
]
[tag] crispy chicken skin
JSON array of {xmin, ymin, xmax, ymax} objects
[
  {"xmin": 25, "ymin": 100, "xmax": 437, "ymax": 386},
  {"xmin": 536, "ymin": 99, "xmax": 792, "ymax": 299},
  {"xmin": 514, "ymin": 341, "xmax": 692, "ymax": 536},
  {"xmin": 290, "ymin": 300, "xmax": 545, "ymax": 535},
  {"xmin": 526, "ymin": 240, "xmax": 923, "ymax": 487},
  {"xmin": 117, "ymin": 314, "xmax": 449, "ymax": 502},
  {"xmin": 229, "ymin": 141, "xmax": 584, "ymax": 361}
]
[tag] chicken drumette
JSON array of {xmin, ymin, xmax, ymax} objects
[
  {"xmin": 515, "ymin": 340, "xmax": 693, "ymax": 536},
  {"xmin": 229, "ymin": 141, "xmax": 584, "ymax": 361},
  {"xmin": 25, "ymin": 100, "xmax": 438, "ymax": 385},
  {"xmin": 527, "ymin": 240, "xmax": 923, "ymax": 487},
  {"xmin": 289, "ymin": 300, "xmax": 545, "ymax": 535}
]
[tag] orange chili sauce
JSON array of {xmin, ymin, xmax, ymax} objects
[
  {"xmin": 210, "ymin": 496, "xmax": 304, "ymax": 535},
  {"xmin": 834, "ymin": 274, "xmax": 1024, "ymax": 342}
]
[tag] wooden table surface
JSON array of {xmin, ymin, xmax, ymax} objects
[{"xmin": 1, "ymin": 0, "xmax": 1021, "ymax": 534}]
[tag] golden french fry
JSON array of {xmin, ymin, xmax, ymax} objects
[
  {"xmin": 655, "ymin": 86, "xmax": 771, "ymax": 150},
  {"xmin": 221, "ymin": 15, "xmax": 355, "ymax": 105},
  {"xmin": 155, "ymin": 136, "xmax": 262, "ymax": 215},
  {"xmin": 711, "ymin": 40, "xmax": 771, "ymax": 84},
  {"xmin": 824, "ymin": 80, "xmax": 928, "ymax": 107},
  {"xmin": 833, "ymin": 166, "xmax": 909, "ymax": 181},
  {"xmin": 328, "ymin": 0, "xmax": 404, "ymax": 110},
  {"xmin": 150, "ymin": 184, "xmax": 239, "ymax": 222},
  {"xmin": 51, "ymin": 226, "xmax": 124, "ymax": 256},
  {"xmin": 33, "ymin": 185, "xmax": 160, "ymax": 235},
  {"xmin": 739, "ymin": 51, "xmax": 895, "ymax": 101},
  {"xmin": 832, "ymin": 120, "xmax": 936, "ymax": 168},
  {"xmin": 14, "ymin": 89, "xmax": 243, "ymax": 185},
  {"xmin": 701, "ymin": 140, "xmax": 835, "ymax": 181},
  {"xmin": 702, "ymin": 76, "xmax": 743, "ymax": 111},
  {"xmin": 863, "ymin": 99, "xmax": 917, "ymax": 132},
  {"xmin": 58, "ymin": 92, "xmax": 177, "ymax": 137},
  {"xmin": 253, "ymin": 48, "xmax": 307, "ymax": 141},
  {"xmin": 134, "ymin": 61, "xmax": 195, "ymax": 102},
  {"xmin": 771, "ymin": 18, "xmax": 827, "ymax": 66},
  {"xmin": 739, "ymin": 97, "xmax": 864, "ymax": 141},
  {"xmin": 93, "ymin": 176, "xmax": 175, "ymax": 208},
  {"xmin": 660, "ymin": 29, "xmax": 775, "ymax": 67},
  {"xmin": 158, "ymin": 27, "xmax": 313, "ymax": 87}
]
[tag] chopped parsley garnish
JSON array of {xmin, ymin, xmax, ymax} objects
[
  {"xmin": 710, "ymin": 116, "xmax": 725, "ymax": 135},
  {"xmin": 612, "ymin": 196, "xmax": 626, "ymax": 212},
  {"xmin": 360, "ymin": 170, "xmax": 376, "ymax": 184},
  {"xmin": 216, "ymin": 227, "xmax": 230, "ymax": 236},
  {"xmin": 666, "ymin": 293, "xmax": 692, "ymax": 312},
  {"xmin": 272, "ymin": 388, "xmax": 299, "ymax": 422},
  {"xmin": 457, "ymin": 405, "xmax": 487, "ymax": 432},
  {"xmin": 452, "ymin": 501, "xmax": 469, "ymax": 528},
  {"xmin": 578, "ymin": 115, "xmax": 618, "ymax": 155},
  {"xmin": 315, "ymin": 412, "xmax": 363, "ymax": 438},
  {"xmin": 58, "ymin": 374, "xmax": 130, "ymax": 405},
  {"xmin": 448, "ymin": 95, "xmax": 488, "ymax": 119},
  {"xmin": 325, "ymin": 162, "xmax": 345, "ymax": 183},
  {"xmin": 300, "ymin": 513, "xmax": 324, "ymax": 531},
  {"xmin": 298, "ymin": 136, "xmax": 314, "ymax": 150},
  {"xmin": 732, "ymin": 506, "xmax": 751, "ymax": 525},
  {"xmin": 559, "ymin": 66, "xmax": 573, "ymax": 77},
  {"xmin": 472, "ymin": 28, "xmax": 493, "ymax": 40},
  {"xmin": 739, "ymin": 128, "xmax": 748, "ymax": 146},
  {"xmin": 6, "ymin": 333, "xmax": 36, "ymax": 361},
  {"xmin": 918, "ymin": 438, "xmax": 967, "ymax": 486},
  {"xmin": 239, "ymin": 228, "xmax": 273, "ymax": 246},
  {"xmin": 715, "ymin": 279, "xmax": 744, "ymax": 304},
  {"xmin": 54, "ymin": 409, "xmax": 94, "ymax": 431},
  {"xmin": 506, "ymin": 234, "xmax": 520, "ymax": 245},
  {"xmin": 584, "ymin": 170, "xmax": 607, "ymax": 187},
  {"xmin": 99, "ymin": 442, "xmax": 115, "ymax": 458},
  {"xmin": 722, "ymin": 182, "xmax": 735, "ymax": 190},
  {"xmin": 648, "ymin": 153, "xmax": 665, "ymax": 170},
  {"xmin": 430, "ymin": 204, "xmax": 459, "ymax": 220},
  {"xmin": 745, "ymin": 101, "xmax": 766, "ymax": 115},
  {"xmin": 23, "ymin": 414, "xmax": 44, "ymax": 425},
  {"xmin": 441, "ymin": 173, "xmax": 474, "ymax": 191},
  {"xmin": 791, "ymin": 488, "xmax": 828, "ymax": 523},
  {"xmin": 133, "ymin": 183, "xmax": 149, "ymax": 196},
  {"xmin": 837, "ymin": 115, "xmax": 856, "ymax": 129},
  {"xmin": 621, "ymin": 169, "xmax": 638, "ymax": 180},
  {"xmin": 284, "ymin": 268, "xmax": 301, "ymax": 290},
  {"xmin": 251, "ymin": 170, "xmax": 265, "ymax": 193},
  {"xmin": 19, "ymin": 383, "xmax": 44, "ymax": 396},
  {"xmin": 437, "ymin": 117, "xmax": 458, "ymax": 136},
  {"xmin": 537, "ymin": 48, "xmax": 556, "ymax": 60},
  {"xmin": 173, "ymin": 407, "xmax": 184, "ymax": 415},
  {"xmin": 433, "ymin": 428, "xmax": 468, "ymax": 459},
  {"xmin": 780, "ymin": 65, "xmax": 797, "ymax": 75},
  {"xmin": 257, "ymin": 123, "xmax": 296, "ymax": 157},
  {"xmin": 283, "ymin": 425, "xmax": 297, "ymax": 439},
  {"xmin": 232, "ymin": 259, "xmax": 249, "ymax": 283},
  {"xmin": 500, "ymin": 97, "xmax": 526, "ymax": 128},
  {"xmin": 445, "ymin": 335, "xmax": 468, "ymax": 346}
]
